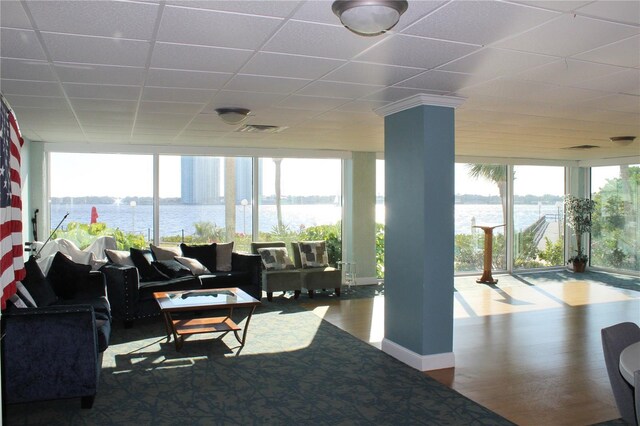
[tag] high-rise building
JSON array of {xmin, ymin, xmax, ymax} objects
[
  {"xmin": 181, "ymin": 157, "xmax": 221, "ymax": 204},
  {"xmin": 235, "ymin": 157, "xmax": 252, "ymax": 203}
]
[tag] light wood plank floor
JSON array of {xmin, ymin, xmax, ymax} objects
[{"xmin": 300, "ymin": 272, "xmax": 640, "ymax": 426}]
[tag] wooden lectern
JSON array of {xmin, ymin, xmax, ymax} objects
[{"xmin": 473, "ymin": 224, "xmax": 505, "ymax": 284}]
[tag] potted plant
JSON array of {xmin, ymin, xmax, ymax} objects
[{"xmin": 564, "ymin": 195, "xmax": 596, "ymax": 272}]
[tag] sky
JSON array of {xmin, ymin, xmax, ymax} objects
[{"xmin": 50, "ymin": 153, "xmax": 627, "ymax": 199}]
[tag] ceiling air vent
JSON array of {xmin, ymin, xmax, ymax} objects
[
  {"xmin": 237, "ymin": 124, "xmax": 288, "ymax": 134},
  {"xmin": 565, "ymin": 144, "xmax": 600, "ymax": 150}
]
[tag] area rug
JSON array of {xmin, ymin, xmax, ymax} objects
[{"xmin": 5, "ymin": 302, "xmax": 513, "ymax": 425}]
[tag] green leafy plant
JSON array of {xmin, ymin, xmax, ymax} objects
[{"xmin": 564, "ymin": 195, "xmax": 596, "ymax": 264}]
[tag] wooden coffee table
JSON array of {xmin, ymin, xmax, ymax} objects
[{"xmin": 153, "ymin": 287, "xmax": 261, "ymax": 351}]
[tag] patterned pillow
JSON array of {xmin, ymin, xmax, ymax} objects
[
  {"xmin": 298, "ymin": 241, "xmax": 329, "ymax": 268},
  {"xmin": 257, "ymin": 248, "xmax": 295, "ymax": 271}
]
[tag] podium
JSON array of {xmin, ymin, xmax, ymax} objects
[{"xmin": 473, "ymin": 224, "xmax": 505, "ymax": 284}]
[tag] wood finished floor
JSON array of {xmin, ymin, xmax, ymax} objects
[{"xmin": 300, "ymin": 272, "xmax": 640, "ymax": 426}]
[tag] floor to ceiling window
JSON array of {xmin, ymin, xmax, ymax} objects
[
  {"xmin": 591, "ymin": 164, "xmax": 639, "ymax": 272},
  {"xmin": 454, "ymin": 163, "xmax": 507, "ymax": 273},
  {"xmin": 257, "ymin": 158, "xmax": 342, "ymax": 265},
  {"xmin": 49, "ymin": 153, "xmax": 153, "ymax": 249},
  {"xmin": 513, "ymin": 165, "xmax": 565, "ymax": 269},
  {"xmin": 158, "ymin": 155, "xmax": 253, "ymax": 252}
]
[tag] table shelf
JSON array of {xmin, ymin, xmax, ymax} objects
[{"xmin": 172, "ymin": 316, "xmax": 240, "ymax": 336}]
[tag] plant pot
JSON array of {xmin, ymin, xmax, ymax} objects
[{"xmin": 572, "ymin": 260, "xmax": 587, "ymax": 273}]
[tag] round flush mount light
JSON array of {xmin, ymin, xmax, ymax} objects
[
  {"xmin": 215, "ymin": 108, "xmax": 251, "ymax": 125},
  {"xmin": 332, "ymin": 0, "xmax": 408, "ymax": 36},
  {"xmin": 609, "ymin": 136, "xmax": 636, "ymax": 146}
]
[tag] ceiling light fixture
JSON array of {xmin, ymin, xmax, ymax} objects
[
  {"xmin": 215, "ymin": 108, "xmax": 251, "ymax": 125},
  {"xmin": 332, "ymin": 0, "xmax": 408, "ymax": 36},
  {"xmin": 609, "ymin": 136, "xmax": 636, "ymax": 146}
]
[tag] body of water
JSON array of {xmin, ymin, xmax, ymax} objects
[{"xmin": 49, "ymin": 202, "xmax": 562, "ymax": 239}]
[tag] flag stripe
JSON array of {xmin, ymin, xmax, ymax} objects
[{"xmin": 1, "ymin": 102, "xmax": 26, "ymax": 309}]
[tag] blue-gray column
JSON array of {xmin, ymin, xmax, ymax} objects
[{"xmin": 377, "ymin": 94, "xmax": 463, "ymax": 370}]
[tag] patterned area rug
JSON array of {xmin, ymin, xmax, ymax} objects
[{"xmin": 6, "ymin": 302, "xmax": 513, "ymax": 425}]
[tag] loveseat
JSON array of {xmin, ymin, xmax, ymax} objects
[
  {"xmin": 101, "ymin": 243, "xmax": 262, "ymax": 327},
  {"xmin": 2, "ymin": 254, "xmax": 111, "ymax": 409}
]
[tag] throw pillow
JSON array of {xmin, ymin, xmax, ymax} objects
[
  {"xmin": 20, "ymin": 256, "xmax": 58, "ymax": 306},
  {"xmin": 104, "ymin": 249, "xmax": 135, "ymax": 267},
  {"xmin": 216, "ymin": 241, "xmax": 234, "ymax": 272},
  {"xmin": 130, "ymin": 248, "xmax": 170, "ymax": 282},
  {"xmin": 180, "ymin": 243, "xmax": 217, "ymax": 273},
  {"xmin": 150, "ymin": 244, "xmax": 181, "ymax": 261},
  {"xmin": 257, "ymin": 247, "xmax": 295, "ymax": 271},
  {"xmin": 174, "ymin": 256, "xmax": 211, "ymax": 275},
  {"xmin": 46, "ymin": 251, "xmax": 92, "ymax": 299},
  {"xmin": 298, "ymin": 241, "xmax": 329, "ymax": 268},
  {"xmin": 152, "ymin": 259, "xmax": 192, "ymax": 278}
]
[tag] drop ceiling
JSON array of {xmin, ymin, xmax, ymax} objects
[{"xmin": 1, "ymin": 0, "xmax": 638, "ymax": 161}]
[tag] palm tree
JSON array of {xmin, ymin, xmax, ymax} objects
[{"xmin": 467, "ymin": 164, "xmax": 508, "ymax": 223}]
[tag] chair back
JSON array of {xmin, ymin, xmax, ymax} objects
[
  {"xmin": 250, "ymin": 241, "xmax": 285, "ymax": 255},
  {"xmin": 601, "ymin": 322, "xmax": 640, "ymax": 424}
]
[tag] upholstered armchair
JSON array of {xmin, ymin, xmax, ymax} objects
[
  {"xmin": 291, "ymin": 241, "xmax": 341, "ymax": 298},
  {"xmin": 251, "ymin": 241, "xmax": 301, "ymax": 302}
]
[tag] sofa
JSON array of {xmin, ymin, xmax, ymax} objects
[
  {"xmin": 101, "ymin": 242, "xmax": 262, "ymax": 327},
  {"xmin": 2, "ymin": 254, "xmax": 111, "ymax": 409}
]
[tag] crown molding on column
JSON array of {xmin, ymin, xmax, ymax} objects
[{"xmin": 374, "ymin": 94, "xmax": 466, "ymax": 117}]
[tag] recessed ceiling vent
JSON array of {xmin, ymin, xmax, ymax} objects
[
  {"xmin": 237, "ymin": 124, "xmax": 288, "ymax": 134},
  {"xmin": 565, "ymin": 144, "xmax": 600, "ymax": 150}
]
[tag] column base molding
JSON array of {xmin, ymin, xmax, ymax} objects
[{"xmin": 381, "ymin": 338, "xmax": 455, "ymax": 371}]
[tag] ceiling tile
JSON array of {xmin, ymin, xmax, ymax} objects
[
  {"xmin": 28, "ymin": 1, "xmax": 159, "ymax": 40},
  {"xmin": 494, "ymin": 14, "xmax": 639, "ymax": 57},
  {"xmin": 42, "ymin": 32, "xmax": 150, "ymax": 66},
  {"xmin": 76, "ymin": 111, "xmax": 134, "ymax": 126},
  {"xmin": 576, "ymin": 1, "xmax": 640, "ymax": 26},
  {"xmin": 1, "ymin": 79, "xmax": 62, "ymax": 96},
  {"xmin": 224, "ymin": 74, "xmax": 311, "ymax": 94},
  {"xmin": 403, "ymin": 1, "xmax": 558, "ymax": 45},
  {"xmin": 515, "ymin": 59, "xmax": 628, "ymax": 85},
  {"xmin": 146, "ymin": 69, "xmax": 232, "ymax": 89},
  {"xmin": 150, "ymin": 42, "xmax": 253, "ymax": 73},
  {"xmin": 0, "ymin": 28, "xmax": 47, "ymax": 60},
  {"xmin": 290, "ymin": 0, "xmax": 337, "ymax": 25},
  {"xmin": 335, "ymin": 99, "xmax": 388, "ymax": 113},
  {"xmin": 240, "ymin": 52, "xmax": 345, "ymax": 79},
  {"xmin": 572, "ymin": 69, "xmax": 640, "ymax": 96},
  {"xmin": 0, "ymin": 1, "xmax": 32, "ymax": 29},
  {"xmin": 362, "ymin": 87, "xmax": 446, "ymax": 102},
  {"xmin": 0, "ymin": 58, "xmax": 55, "ymax": 81},
  {"xmin": 69, "ymin": 98, "xmax": 138, "ymax": 113},
  {"xmin": 392, "ymin": 1, "xmax": 449, "ymax": 32},
  {"xmin": 209, "ymin": 90, "xmax": 287, "ymax": 110},
  {"xmin": 142, "ymin": 86, "xmax": 216, "ymax": 103},
  {"xmin": 276, "ymin": 95, "xmax": 349, "ymax": 111},
  {"xmin": 577, "ymin": 93, "xmax": 640, "ymax": 114},
  {"xmin": 167, "ymin": 1, "xmax": 301, "ymax": 18},
  {"xmin": 513, "ymin": 1, "xmax": 593, "ymax": 13},
  {"xmin": 63, "ymin": 83, "xmax": 141, "ymax": 100},
  {"xmin": 573, "ymin": 35, "xmax": 640, "ymax": 68},
  {"xmin": 158, "ymin": 5, "xmax": 282, "ymax": 50},
  {"xmin": 440, "ymin": 48, "xmax": 558, "ymax": 78},
  {"xmin": 55, "ymin": 63, "xmax": 146, "ymax": 85},
  {"xmin": 395, "ymin": 70, "xmax": 491, "ymax": 92},
  {"xmin": 135, "ymin": 112, "xmax": 193, "ymax": 128},
  {"xmin": 263, "ymin": 20, "xmax": 378, "ymax": 59},
  {"xmin": 139, "ymin": 101, "xmax": 203, "ymax": 114},
  {"xmin": 297, "ymin": 81, "xmax": 384, "ymax": 99},
  {"xmin": 356, "ymin": 35, "xmax": 480, "ymax": 69},
  {"xmin": 2, "ymin": 95, "xmax": 67, "ymax": 109},
  {"xmin": 322, "ymin": 62, "xmax": 423, "ymax": 86}
]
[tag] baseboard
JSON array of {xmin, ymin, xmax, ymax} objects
[{"xmin": 381, "ymin": 338, "xmax": 455, "ymax": 371}]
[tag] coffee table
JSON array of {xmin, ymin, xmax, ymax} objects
[{"xmin": 153, "ymin": 287, "xmax": 261, "ymax": 351}]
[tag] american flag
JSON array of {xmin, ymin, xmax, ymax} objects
[{"xmin": 0, "ymin": 99, "xmax": 26, "ymax": 309}]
